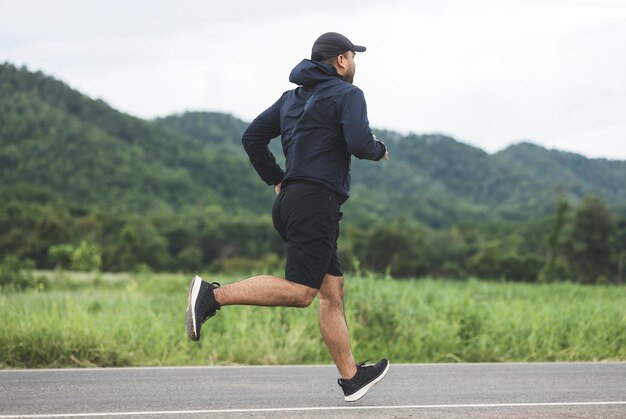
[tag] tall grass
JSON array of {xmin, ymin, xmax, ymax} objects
[{"xmin": 1, "ymin": 271, "xmax": 624, "ymax": 368}]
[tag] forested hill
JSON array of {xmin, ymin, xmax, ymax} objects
[
  {"xmin": 157, "ymin": 112, "xmax": 626, "ymax": 226},
  {"xmin": 2, "ymin": 62, "xmax": 626, "ymax": 226},
  {"xmin": 0, "ymin": 63, "xmax": 270, "ymax": 214}
]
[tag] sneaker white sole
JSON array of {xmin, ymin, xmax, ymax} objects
[
  {"xmin": 344, "ymin": 361, "xmax": 390, "ymax": 402},
  {"xmin": 187, "ymin": 275, "xmax": 203, "ymax": 340}
]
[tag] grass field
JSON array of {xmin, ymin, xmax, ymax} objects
[{"xmin": 1, "ymin": 271, "xmax": 624, "ymax": 368}]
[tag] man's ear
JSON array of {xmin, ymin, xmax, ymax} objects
[{"xmin": 336, "ymin": 54, "xmax": 347, "ymax": 71}]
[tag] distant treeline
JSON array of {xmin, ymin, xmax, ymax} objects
[{"xmin": 1, "ymin": 193, "xmax": 623, "ymax": 285}]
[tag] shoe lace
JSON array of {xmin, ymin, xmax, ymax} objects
[
  {"xmin": 356, "ymin": 360, "xmax": 370, "ymax": 368},
  {"xmin": 210, "ymin": 282, "xmax": 221, "ymax": 287}
]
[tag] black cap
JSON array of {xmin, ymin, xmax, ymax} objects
[{"xmin": 311, "ymin": 32, "xmax": 366, "ymax": 61}]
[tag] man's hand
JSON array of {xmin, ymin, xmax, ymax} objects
[
  {"xmin": 382, "ymin": 151, "xmax": 390, "ymax": 161},
  {"xmin": 275, "ymin": 182, "xmax": 282, "ymax": 195}
]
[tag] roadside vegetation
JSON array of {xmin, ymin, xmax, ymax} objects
[{"xmin": 1, "ymin": 271, "xmax": 623, "ymax": 368}]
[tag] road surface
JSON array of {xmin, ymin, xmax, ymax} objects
[{"xmin": 1, "ymin": 363, "xmax": 625, "ymax": 418}]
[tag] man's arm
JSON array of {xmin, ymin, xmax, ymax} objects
[
  {"xmin": 241, "ymin": 99, "xmax": 284, "ymax": 186},
  {"xmin": 339, "ymin": 88, "xmax": 387, "ymax": 161}
]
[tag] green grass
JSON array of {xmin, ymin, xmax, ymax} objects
[{"xmin": 1, "ymin": 271, "xmax": 624, "ymax": 368}]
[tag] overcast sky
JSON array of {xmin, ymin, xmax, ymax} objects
[{"xmin": 1, "ymin": 0, "xmax": 625, "ymax": 160}]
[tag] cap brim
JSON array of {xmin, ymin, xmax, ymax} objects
[{"xmin": 353, "ymin": 45, "xmax": 366, "ymax": 53}]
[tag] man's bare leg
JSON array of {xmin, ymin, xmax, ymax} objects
[
  {"xmin": 214, "ymin": 275, "xmax": 318, "ymax": 308},
  {"xmin": 318, "ymin": 274, "xmax": 357, "ymax": 380}
]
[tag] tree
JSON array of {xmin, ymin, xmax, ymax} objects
[
  {"xmin": 0, "ymin": 256, "xmax": 41, "ymax": 290},
  {"xmin": 353, "ymin": 219, "xmax": 431, "ymax": 278},
  {"xmin": 71, "ymin": 241, "xmax": 102, "ymax": 272},
  {"xmin": 538, "ymin": 199, "xmax": 571, "ymax": 282},
  {"xmin": 176, "ymin": 245, "xmax": 204, "ymax": 272},
  {"xmin": 611, "ymin": 217, "xmax": 626, "ymax": 284},
  {"xmin": 108, "ymin": 220, "xmax": 170, "ymax": 272},
  {"xmin": 567, "ymin": 196, "xmax": 615, "ymax": 283},
  {"xmin": 48, "ymin": 244, "xmax": 74, "ymax": 269}
]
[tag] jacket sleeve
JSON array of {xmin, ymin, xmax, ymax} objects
[
  {"xmin": 339, "ymin": 88, "xmax": 387, "ymax": 161},
  {"xmin": 241, "ymin": 98, "xmax": 285, "ymax": 185}
]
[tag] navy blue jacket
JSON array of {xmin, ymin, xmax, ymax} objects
[{"xmin": 242, "ymin": 59, "xmax": 386, "ymax": 198}]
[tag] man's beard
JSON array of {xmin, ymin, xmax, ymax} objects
[{"xmin": 344, "ymin": 70, "xmax": 355, "ymax": 84}]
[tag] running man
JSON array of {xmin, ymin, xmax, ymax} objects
[{"xmin": 186, "ymin": 32, "xmax": 390, "ymax": 402}]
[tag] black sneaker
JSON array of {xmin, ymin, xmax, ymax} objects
[
  {"xmin": 338, "ymin": 359, "xmax": 390, "ymax": 402},
  {"xmin": 185, "ymin": 275, "xmax": 221, "ymax": 341}
]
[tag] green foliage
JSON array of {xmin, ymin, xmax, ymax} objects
[
  {"xmin": 0, "ymin": 63, "xmax": 271, "ymax": 215},
  {"xmin": 1, "ymin": 273, "xmax": 623, "ymax": 368},
  {"xmin": 566, "ymin": 196, "xmax": 615, "ymax": 283},
  {"xmin": 155, "ymin": 111, "xmax": 248, "ymax": 150},
  {"xmin": 539, "ymin": 199, "xmax": 571, "ymax": 282},
  {"xmin": 353, "ymin": 219, "xmax": 432, "ymax": 277},
  {"xmin": 109, "ymin": 220, "xmax": 170, "ymax": 272},
  {"xmin": 494, "ymin": 143, "xmax": 626, "ymax": 215},
  {"xmin": 1, "ymin": 194, "xmax": 624, "ymax": 283},
  {"xmin": 70, "ymin": 241, "xmax": 102, "ymax": 272},
  {"xmin": 458, "ymin": 238, "xmax": 540, "ymax": 282},
  {"xmin": 612, "ymin": 218, "xmax": 626, "ymax": 284},
  {"xmin": 175, "ymin": 246, "xmax": 204, "ymax": 272},
  {"xmin": 0, "ymin": 256, "xmax": 44, "ymax": 291},
  {"xmin": 48, "ymin": 244, "xmax": 74, "ymax": 269}
]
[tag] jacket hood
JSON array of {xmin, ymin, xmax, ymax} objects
[{"xmin": 289, "ymin": 59, "xmax": 341, "ymax": 87}]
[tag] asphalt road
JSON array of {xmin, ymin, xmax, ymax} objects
[{"xmin": 1, "ymin": 363, "xmax": 625, "ymax": 418}]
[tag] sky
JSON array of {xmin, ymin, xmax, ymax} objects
[{"xmin": 1, "ymin": 0, "xmax": 625, "ymax": 160}]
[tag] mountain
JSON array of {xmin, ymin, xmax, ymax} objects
[
  {"xmin": 154, "ymin": 110, "xmax": 626, "ymax": 224},
  {"xmin": 155, "ymin": 111, "xmax": 248, "ymax": 151},
  {"xmin": 1, "ymin": 62, "xmax": 625, "ymax": 227},
  {"xmin": 0, "ymin": 63, "xmax": 271, "ymax": 214},
  {"xmin": 345, "ymin": 134, "xmax": 626, "ymax": 225},
  {"xmin": 495, "ymin": 142, "xmax": 626, "ymax": 203}
]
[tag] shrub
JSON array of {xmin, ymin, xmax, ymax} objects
[
  {"xmin": 71, "ymin": 241, "xmax": 102, "ymax": 272},
  {"xmin": 0, "ymin": 256, "xmax": 44, "ymax": 291},
  {"xmin": 48, "ymin": 243, "xmax": 74, "ymax": 269}
]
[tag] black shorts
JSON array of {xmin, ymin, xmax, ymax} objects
[{"xmin": 272, "ymin": 180, "xmax": 345, "ymax": 289}]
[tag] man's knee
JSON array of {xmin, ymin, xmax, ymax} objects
[
  {"xmin": 318, "ymin": 274, "xmax": 345, "ymax": 304},
  {"xmin": 296, "ymin": 286, "xmax": 318, "ymax": 307}
]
